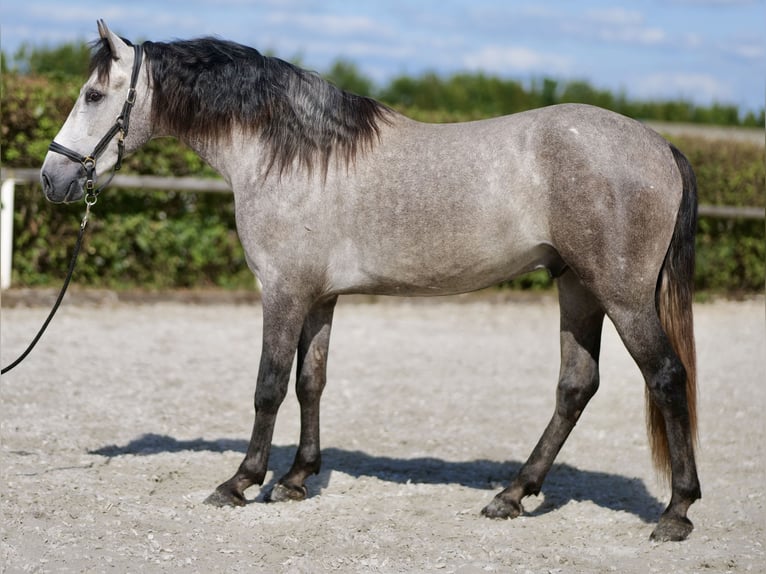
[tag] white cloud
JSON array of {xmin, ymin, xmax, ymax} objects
[
  {"xmin": 637, "ymin": 73, "xmax": 733, "ymax": 102},
  {"xmin": 682, "ymin": 33, "xmax": 705, "ymax": 49},
  {"xmin": 722, "ymin": 39, "xmax": 765, "ymax": 61},
  {"xmin": 584, "ymin": 7, "xmax": 644, "ymax": 26},
  {"xmin": 569, "ymin": 8, "xmax": 669, "ymax": 47},
  {"xmin": 669, "ymin": 0, "xmax": 758, "ymax": 5},
  {"xmin": 462, "ymin": 45, "xmax": 572, "ymax": 74},
  {"xmin": 264, "ymin": 11, "xmax": 392, "ymax": 40},
  {"xmin": 26, "ymin": 4, "xmax": 131, "ymax": 25}
]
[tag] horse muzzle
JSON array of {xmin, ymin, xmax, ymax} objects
[{"xmin": 40, "ymin": 167, "xmax": 86, "ymax": 204}]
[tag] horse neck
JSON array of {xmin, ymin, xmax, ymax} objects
[
  {"xmin": 177, "ymin": 130, "xmax": 269, "ymax": 188},
  {"xmin": 143, "ymin": 68, "xmax": 269, "ymax": 185}
]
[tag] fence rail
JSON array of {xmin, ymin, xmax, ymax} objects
[
  {"xmin": 1, "ymin": 167, "xmax": 764, "ymax": 289},
  {"xmin": 1, "ymin": 168, "xmax": 232, "ymax": 193},
  {"xmin": 3, "ymin": 167, "xmax": 763, "ymax": 219}
]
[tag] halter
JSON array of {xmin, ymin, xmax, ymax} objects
[{"xmin": 48, "ymin": 43, "xmax": 144, "ymax": 204}]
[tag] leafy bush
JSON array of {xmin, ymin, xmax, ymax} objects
[
  {"xmin": 2, "ymin": 71, "xmax": 763, "ymax": 293},
  {"xmin": 667, "ymin": 136, "xmax": 764, "ymax": 293},
  {"xmin": 2, "ymin": 75, "xmax": 80, "ymax": 166}
]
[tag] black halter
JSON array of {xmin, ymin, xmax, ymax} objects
[{"xmin": 48, "ymin": 43, "xmax": 144, "ymax": 204}]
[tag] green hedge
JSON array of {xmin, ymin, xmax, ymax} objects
[
  {"xmin": 3, "ymin": 73, "xmax": 764, "ymax": 293},
  {"xmin": 668, "ymin": 136, "xmax": 764, "ymax": 294}
]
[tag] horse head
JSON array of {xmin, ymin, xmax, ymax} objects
[{"xmin": 41, "ymin": 20, "xmax": 151, "ymax": 203}]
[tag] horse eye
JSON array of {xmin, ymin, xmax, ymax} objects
[{"xmin": 85, "ymin": 89, "xmax": 104, "ymax": 104}]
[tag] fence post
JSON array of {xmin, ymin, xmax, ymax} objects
[{"xmin": 1, "ymin": 178, "xmax": 15, "ymax": 290}]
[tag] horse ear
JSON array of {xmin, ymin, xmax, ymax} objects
[{"xmin": 97, "ymin": 19, "xmax": 129, "ymax": 61}]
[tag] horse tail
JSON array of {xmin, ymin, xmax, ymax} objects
[{"xmin": 647, "ymin": 143, "xmax": 699, "ymax": 480}]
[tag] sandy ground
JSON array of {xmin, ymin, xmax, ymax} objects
[{"xmin": 1, "ymin": 294, "xmax": 764, "ymax": 573}]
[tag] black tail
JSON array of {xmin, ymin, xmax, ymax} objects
[{"xmin": 647, "ymin": 144, "xmax": 699, "ymax": 480}]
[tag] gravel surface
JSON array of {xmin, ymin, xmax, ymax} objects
[{"xmin": 1, "ymin": 295, "xmax": 764, "ymax": 573}]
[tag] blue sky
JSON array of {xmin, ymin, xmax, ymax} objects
[{"xmin": 2, "ymin": 0, "xmax": 763, "ymax": 113}]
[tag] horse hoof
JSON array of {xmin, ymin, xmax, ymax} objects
[
  {"xmin": 266, "ymin": 482, "xmax": 308, "ymax": 503},
  {"xmin": 650, "ymin": 516, "xmax": 693, "ymax": 542},
  {"xmin": 481, "ymin": 496, "xmax": 523, "ymax": 519},
  {"xmin": 204, "ymin": 487, "xmax": 246, "ymax": 508}
]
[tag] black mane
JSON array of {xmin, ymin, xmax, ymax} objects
[{"xmin": 91, "ymin": 37, "xmax": 391, "ymax": 177}]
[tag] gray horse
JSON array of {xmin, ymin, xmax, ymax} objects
[{"xmin": 41, "ymin": 21, "xmax": 700, "ymax": 541}]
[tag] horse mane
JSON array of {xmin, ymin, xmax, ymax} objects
[{"xmin": 91, "ymin": 37, "xmax": 392, "ymax": 178}]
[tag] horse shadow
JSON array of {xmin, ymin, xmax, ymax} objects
[{"xmin": 89, "ymin": 433, "xmax": 665, "ymax": 523}]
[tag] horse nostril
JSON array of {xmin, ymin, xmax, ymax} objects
[{"xmin": 41, "ymin": 173, "xmax": 52, "ymax": 193}]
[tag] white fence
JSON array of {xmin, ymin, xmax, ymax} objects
[{"xmin": 1, "ymin": 167, "xmax": 764, "ymax": 290}]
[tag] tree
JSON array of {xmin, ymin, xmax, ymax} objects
[
  {"xmin": 9, "ymin": 41, "xmax": 91, "ymax": 79},
  {"xmin": 324, "ymin": 59, "xmax": 374, "ymax": 97}
]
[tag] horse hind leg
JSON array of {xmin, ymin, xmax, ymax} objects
[
  {"xmin": 607, "ymin": 303, "xmax": 700, "ymax": 541},
  {"xmin": 268, "ymin": 296, "xmax": 338, "ymax": 502},
  {"xmin": 483, "ymin": 270, "xmax": 604, "ymax": 518}
]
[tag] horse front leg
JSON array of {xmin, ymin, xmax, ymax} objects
[
  {"xmin": 268, "ymin": 296, "xmax": 338, "ymax": 502},
  {"xmin": 483, "ymin": 271, "xmax": 604, "ymax": 519},
  {"xmin": 205, "ymin": 291, "xmax": 311, "ymax": 507}
]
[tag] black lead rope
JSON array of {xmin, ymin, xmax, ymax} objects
[{"xmin": 2, "ymin": 202, "xmax": 93, "ymax": 375}]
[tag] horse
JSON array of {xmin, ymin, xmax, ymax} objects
[{"xmin": 41, "ymin": 20, "xmax": 700, "ymax": 541}]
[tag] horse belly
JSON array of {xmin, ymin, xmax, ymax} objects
[
  {"xmin": 327, "ymin": 217, "xmax": 556, "ymax": 297},
  {"xmin": 326, "ymin": 150, "xmax": 554, "ymax": 295}
]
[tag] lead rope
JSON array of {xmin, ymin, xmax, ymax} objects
[{"xmin": 1, "ymin": 197, "xmax": 96, "ymax": 375}]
